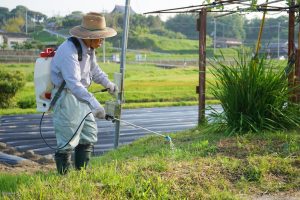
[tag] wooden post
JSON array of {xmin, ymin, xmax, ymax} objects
[
  {"xmin": 196, "ymin": 8, "xmax": 207, "ymax": 124},
  {"xmin": 288, "ymin": 0, "xmax": 295, "ymax": 102},
  {"xmin": 295, "ymin": 48, "xmax": 300, "ymax": 102}
]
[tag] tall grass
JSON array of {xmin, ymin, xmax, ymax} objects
[{"xmin": 209, "ymin": 53, "xmax": 300, "ymax": 133}]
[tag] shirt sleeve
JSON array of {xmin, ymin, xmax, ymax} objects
[
  {"xmin": 90, "ymin": 51, "xmax": 111, "ymax": 87},
  {"xmin": 59, "ymin": 53, "xmax": 101, "ymax": 110}
]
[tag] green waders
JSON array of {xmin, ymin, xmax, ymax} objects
[{"xmin": 52, "ymin": 89, "xmax": 98, "ymax": 175}]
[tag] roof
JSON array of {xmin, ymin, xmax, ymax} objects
[
  {"xmin": 111, "ymin": 5, "xmax": 136, "ymax": 14},
  {"xmin": 0, "ymin": 32, "xmax": 31, "ymax": 39}
]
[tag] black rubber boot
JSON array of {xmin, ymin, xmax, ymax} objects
[
  {"xmin": 74, "ymin": 144, "xmax": 93, "ymax": 170},
  {"xmin": 55, "ymin": 152, "xmax": 71, "ymax": 175}
]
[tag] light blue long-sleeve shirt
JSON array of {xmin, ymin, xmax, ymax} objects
[{"xmin": 51, "ymin": 38, "xmax": 111, "ymax": 110}]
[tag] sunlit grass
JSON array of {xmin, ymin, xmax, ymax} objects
[
  {"xmin": 0, "ymin": 62, "xmax": 217, "ymax": 115},
  {"xmin": 1, "ymin": 128, "xmax": 299, "ymax": 199}
]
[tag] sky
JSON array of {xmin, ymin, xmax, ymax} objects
[
  {"xmin": 1, "ymin": 0, "xmax": 287, "ymax": 20},
  {"xmin": 1, "ymin": 0, "xmax": 207, "ymax": 20}
]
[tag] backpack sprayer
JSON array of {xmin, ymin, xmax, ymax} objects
[{"xmin": 34, "ymin": 47, "xmax": 173, "ymax": 151}]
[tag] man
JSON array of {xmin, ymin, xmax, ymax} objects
[{"xmin": 51, "ymin": 12, "xmax": 117, "ymax": 174}]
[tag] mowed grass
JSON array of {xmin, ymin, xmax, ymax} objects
[
  {"xmin": 0, "ymin": 62, "xmax": 217, "ymax": 115},
  {"xmin": 0, "ymin": 128, "xmax": 299, "ymax": 199}
]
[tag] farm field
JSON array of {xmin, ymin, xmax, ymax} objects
[{"xmin": 0, "ymin": 62, "xmax": 219, "ymax": 115}]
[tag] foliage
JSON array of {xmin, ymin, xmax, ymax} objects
[
  {"xmin": 150, "ymin": 28, "xmax": 187, "ymax": 39},
  {"xmin": 17, "ymin": 95, "xmax": 36, "ymax": 109},
  {"xmin": 0, "ymin": 70, "xmax": 25, "ymax": 108},
  {"xmin": 166, "ymin": 14, "xmax": 199, "ymax": 40},
  {"xmin": 209, "ymin": 52, "xmax": 300, "ymax": 133},
  {"xmin": 1, "ymin": 5, "xmax": 46, "ymax": 33},
  {"xmin": 62, "ymin": 11, "xmax": 83, "ymax": 27},
  {"xmin": 2, "ymin": 16, "xmax": 25, "ymax": 32}
]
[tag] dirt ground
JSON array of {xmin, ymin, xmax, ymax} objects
[{"xmin": 0, "ymin": 142, "xmax": 55, "ymax": 174}]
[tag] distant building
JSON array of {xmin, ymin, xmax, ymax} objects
[
  {"xmin": 215, "ymin": 37, "xmax": 243, "ymax": 48},
  {"xmin": 264, "ymin": 41, "xmax": 288, "ymax": 58},
  {"xmin": 110, "ymin": 5, "xmax": 136, "ymax": 14},
  {"xmin": 0, "ymin": 32, "xmax": 31, "ymax": 49}
]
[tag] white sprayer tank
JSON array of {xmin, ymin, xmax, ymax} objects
[{"xmin": 34, "ymin": 48, "xmax": 55, "ymax": 112}]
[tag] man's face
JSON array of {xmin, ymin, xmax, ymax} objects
[
  {"xmin": 90, "ymin": 38, "xmax": 104, "ymax": 49},
  {"xmin": 83, "ymin": 38, "xmax": 104, "ymax": 49}
]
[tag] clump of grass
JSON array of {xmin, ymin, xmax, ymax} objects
[{"xmin": 209, "ymin": 53, "xmax": 300, "ymax": 133}]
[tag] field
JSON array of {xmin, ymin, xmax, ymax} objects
[{"xmin": 0, "ymin": 62, "xmax": 219, "ymax": 115}]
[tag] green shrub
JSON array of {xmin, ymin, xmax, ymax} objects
[
  {"xmin": 209, "ymin": 52, "xmax": 300, "ymax": 133},
  {"xmin": 26, "ymin": 72, "xmax": 34, "ymax": 82},
  {"xmin": 17, "ymin": 96, "xmax": 36, "ymax": 109},
  {"xmin": 243, "ymin": 165, "xmax": 262, "ymax": 182},
  {"xmin": 0, "ymin": 70, "xmax": 25, "ymax": 108}
]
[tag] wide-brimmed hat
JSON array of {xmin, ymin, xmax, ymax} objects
[{"xmin": 69, "ymin": 12, "xmax": 117, "ymax": 39}]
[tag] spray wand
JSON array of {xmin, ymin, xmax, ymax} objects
[{"xmin": 105, "ymin": 114, "xmax": 172, "ymax": 142}]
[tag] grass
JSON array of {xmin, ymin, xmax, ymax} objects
[
  {"xmin": 0, "ymin": 127, "xmax": 299, "ymax": 199},
  {"xmin": 30, "ymin": 30, "xmax": 65, "ymax": 43},
  {"xmin": 209, "ymin": 54, "xmax": 300, "ymax": 133},
  {"xmin": 0, "ymin": 62, "xmax": 219, "ymax": 115}
]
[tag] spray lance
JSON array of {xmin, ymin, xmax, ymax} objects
[{"xmin": 101, "ymin": 72, "xmax": 173, "ymax": 144}]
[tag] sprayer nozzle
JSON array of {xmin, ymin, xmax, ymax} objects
[{"xmin": 165, "ymin": 136, "xmax": 171, "ymax": 142}]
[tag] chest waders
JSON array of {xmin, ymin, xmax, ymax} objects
[{"xmin": 41, "ymin": 37, "xmax": 93, "ymax": 174}]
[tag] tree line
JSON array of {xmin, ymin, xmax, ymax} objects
[{"xmin": 0, "ymin": 5, "xmax": 292, "ymax": 47}]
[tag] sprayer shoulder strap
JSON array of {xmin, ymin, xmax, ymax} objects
[{"xmin": 68, "ymin": 37, "xmax": 83, "ymax": 61}]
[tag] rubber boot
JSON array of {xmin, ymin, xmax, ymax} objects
[
  {"xmin": 55, "ymin": 152, "xmax": 71, "ymax": 175},
  {"xmin": 74, "ymin": 144, "xmax": 93, "ymax": 170}
]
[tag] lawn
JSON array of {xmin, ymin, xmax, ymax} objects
[{"xmin": 0, "ymin": 127, "xmax": 299, "ymax": 199}]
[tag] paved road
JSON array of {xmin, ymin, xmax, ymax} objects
[{"xmin": 0, "ymin": 105, "xmax": 221, "ymax": 156}]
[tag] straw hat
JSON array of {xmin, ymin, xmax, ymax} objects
[{"xmin": 69, "ymin": 12, "xmax": 117, "ymax": 39}]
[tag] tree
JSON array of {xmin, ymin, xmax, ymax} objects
[
  {"xmin": 0, "ymin": 7, "xmax": 10, "ymax": 27},
  {"xmin": 165, "ymin": 14, "xmax": 198, "ymax": 39},
  {"xmin": 62, "ymin": 11, "xmax": 83, "ymax": 27},
  {"xmin": 3, "ymin": 16, "xmax": 25, "ymax": 32}
]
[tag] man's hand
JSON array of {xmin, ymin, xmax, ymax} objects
[
  {"xmin": 92, "ymin": 106, "xmax": 106, "ymax": 119},
  {"xmin": 106, "ymin": 82, "xmax": 119, "ymax": 96}
]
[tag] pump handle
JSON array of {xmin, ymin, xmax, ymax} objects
[{"xmin": 105, "ymin": 114, "xmax": 115, "ymax": 123}]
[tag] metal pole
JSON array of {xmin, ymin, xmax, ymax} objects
[
  {"xmin": 103, "ymin": 39, "xmax": 105, "ymax": 63},
  {"xmin": 277, "ymin": 22, "xmax": 280, "ymax": 59},
  {"xmin": 214, "ymin": 18, "xmax": 216, "ymax": 55},
  {"xmin": 197, "ymin": 8, "xmax": 206, "ymax": 124},
  {"xmin": 25, "ymin": 9, "xmax": 28, "ymax": 34},
  {"xmin": 114, "ymin": 0, "xmax": 131, "ymax": 148}
]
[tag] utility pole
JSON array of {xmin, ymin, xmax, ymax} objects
[
  {"xmin": 103, "ymin": 39, "xmax": 106, "ymax": 63},
  {"xmin": 114, "ymin": 0, "xmax": 131, "ymax": 148},
  {"xmin": 25, "ymin": 9, "xmax": 28, "ymax": 34},
  {"xmin": 214, "ymin": 18, "xmax": 216, "ymax": 55},
  {"xmin": 277, "ymin": 22, "xmax": 281, "ymax": 59}
]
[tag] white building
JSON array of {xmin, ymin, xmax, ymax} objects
[{"xmin": 0, "ymin": 32, "xmax": 31, "ymax": 49}]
